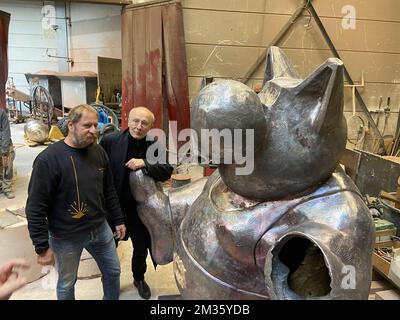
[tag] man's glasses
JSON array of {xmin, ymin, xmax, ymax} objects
[{"xmin": 129, "ymin": 118, "xmax": 151, "ymax": 128}]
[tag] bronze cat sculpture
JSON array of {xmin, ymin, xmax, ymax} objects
[{"xmin": 129, "ymin": 46, "xmax": 374, "ymax": 300}]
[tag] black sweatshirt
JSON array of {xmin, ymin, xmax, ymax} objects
[{"xmin": 26, "ymin": 141, "xmax": 125, "ymax": 252}]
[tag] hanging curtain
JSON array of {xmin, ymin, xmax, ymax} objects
[
  {"xmin": 121, "ymin": 0, "xmax": 190, "ymax": 132},
  {"xmin": 0, "ymin": 11, "xmax": 10, "ymax": 110}
]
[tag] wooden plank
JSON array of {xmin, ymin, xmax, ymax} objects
[
  {"xmin": 370, "ymin": 280, "xmax": 392, "ymax": 293},
  {"xmin": 182, "ymin": 0, "xmax": 400, "ymax": 23},
  {"xmin": 182, "ymin": 0, "xmax": 296, "ymax": 14},
  {"xmin": 345, "ymin": 149, "xmax": 400, "ymax": 196},
  {"xmin": 252, "ymin": 49, "xmax": 400, "ymax": 84},
  {"xmin": 376, "ymin": 228, "xmax": 397, "ymax": 238},
  {"xmin": 183, "ymin": 10, "xmax": 288, "ymax": 48},
  {"xmin": 383, "ymin": 156, "xmax": 400, "ymax": 164},
  {"xmin": 376, "ymin": 240, "xmax": 399, "ymax": 248},
  {"xmin": 375, "ymin": 289, "xmax": 400, "ymax": 300},
  {"xmin": 282, "ymin": 16, "xmax": 400, "ymax": 54},
  {"xmin": 183, "ymin": 9, "xmax": 400, "ymax": 54},
  {"xmin": 375, "ymin": 227, "xmax": 397, "ymax": 248},
  {"xmin": 373, "ymin": 253, "xmax": 391, "ymax": 275},
  {"xmin": 186, "ymin": 44, "xmax": 262, "ymax": 79},
  {"xmin": 66, "ymin": 0, "xmax": 129, "ymax": 4},
  {"xmin": 188, "ymin": 76, "xmax": 202, "ymax": 100},
  {"xmin": 380, "ymin": 191, "xmax": 400, "ymax": 205},
  {"xmin": 340, "ymin": 148, "xmax": 361, "ymax": 181},
  {"xmin": 186, "ymin": 45, "xmax": 400, "ymax": 85},
  {"xmin": 313, "ymin": 0, "xmax": 400, "ymax": 22},
  {"xmin": 373, "ymin": 240, "xmax": 400, "ymax": 282}
]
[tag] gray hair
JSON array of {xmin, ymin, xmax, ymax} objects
[
  {"xmin": 68, "ymin": 104, "xmax": 98, "ymax": 124},
  {"xmin": 129, "ymin": 106, "xmax": 155, "ymax": 124}
]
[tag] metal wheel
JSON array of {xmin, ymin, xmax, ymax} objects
[
  {"xmin": 31, "ymin": 85, "xmax": 54, "ymax": 128},
  {"xmin": 347, "ymin": 114, "xmax": 365, "ymax": 146}
]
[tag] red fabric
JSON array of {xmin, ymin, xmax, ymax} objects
[
  {"xmin": 162, "ymin": 4, "xmax": 190, "ymax": 133},
  {"xmin": 0, "ymin": 11, "xmax": 10, "ymax": 110},
  {"xmin": 121, "ymin": 6, "xmax": 163, "ymax": 129},
  {"xmin": 121, "ymin": 2, "xmax": 190, "ymax": 133}
]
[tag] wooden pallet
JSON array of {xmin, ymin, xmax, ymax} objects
[{"xmin": 373, "ymin": 228, "xmax": 400, "ymax": 284}]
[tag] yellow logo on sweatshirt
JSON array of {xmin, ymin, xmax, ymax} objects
[
  {"xmin": 70, "ymin": 201, "xmax": 88, "ymax": 219},
  {"xmin": 69, "ymin": 156, "xmax": 88, "ymax": 219}
]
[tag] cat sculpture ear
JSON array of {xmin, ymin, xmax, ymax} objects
[
  {"xmin": 263, "ymin": 46, "xmax": 300, "ymax": 84},
  {"xmin": 293, "ymin": 57, "xmax": 344, "ymax": 134},
  {"xmin": 261, "ymin": 47, "xmax": 344, "ymax": 136}
]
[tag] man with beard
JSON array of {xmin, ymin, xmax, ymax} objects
[
  {"xmin": 26, "ymin": 104, "xmax": 126, "ymax": 300},
  {"xmin": 100, "ymin": 106, "xmax": 173, "ymax": 300}
]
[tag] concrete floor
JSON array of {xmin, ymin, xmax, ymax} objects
[
  {"xmin": 1, "ymin": 122, "xmax": 180, "ymax": 300},
  {"xmin": 11, "ymin": 240, "xmax": 180, "ymax": 300}
]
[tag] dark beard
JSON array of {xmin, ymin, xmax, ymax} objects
[{"xmin": 73, "ymin": 134, "xmax": 95, "ymax": 148}]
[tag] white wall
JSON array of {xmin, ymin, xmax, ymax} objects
[
  {"xmin": 0, "ymin": 0, "xmax": 122, "ymax": 94},
  {"xmin": 0, "ymin": 0, "xmax": 58, "ymax": 94},
  {"xmin": 69, "ymin": 2, "xmax": 122, "ymax": 73}
]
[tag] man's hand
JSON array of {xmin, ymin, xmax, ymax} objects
[
  {"xmin": 2, "ymin": 155, "xmax": 8, "ymax": 167},
  {"xmin": 125, "ymin": 158, "xmax": 145, "ymax": 170},
  {"xmin": 37, "ymin": 249, "xmax": 55, "ymax": 266},
  {"xmin": 0, "ymin": 272, "xmax": 28, "ymax": 300},
  {"xmin": 114, "ymin": 224, "xmax": 126, "ymax": 240},
  {"xmin": 0, "ymin": 259, "xmax": 30, "ymax": 283},
  {"xmin": 0, "ymin": 258, "xmax": 30, "ymax": 300}
]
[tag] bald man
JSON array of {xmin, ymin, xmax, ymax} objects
[{"xmin": 100, "ymin": 107, "xmax": 173, "ymax": 299}]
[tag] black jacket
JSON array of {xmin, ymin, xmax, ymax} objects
[{"xmin": 100, "ymin": 129, "xmax": 173, "ymax": 233}]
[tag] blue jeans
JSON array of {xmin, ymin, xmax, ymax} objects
[{"xmin": 49, "ymin": 220, "xmax": 121, "ymax": 300}]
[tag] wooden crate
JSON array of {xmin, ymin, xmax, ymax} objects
[
  {"xmin": 375, "ymin": 227, "xmax": 397, "ymax": 248},
  {"xmin": 373, "ymin": 228, "xmax": 400, "ymax": 277}
]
